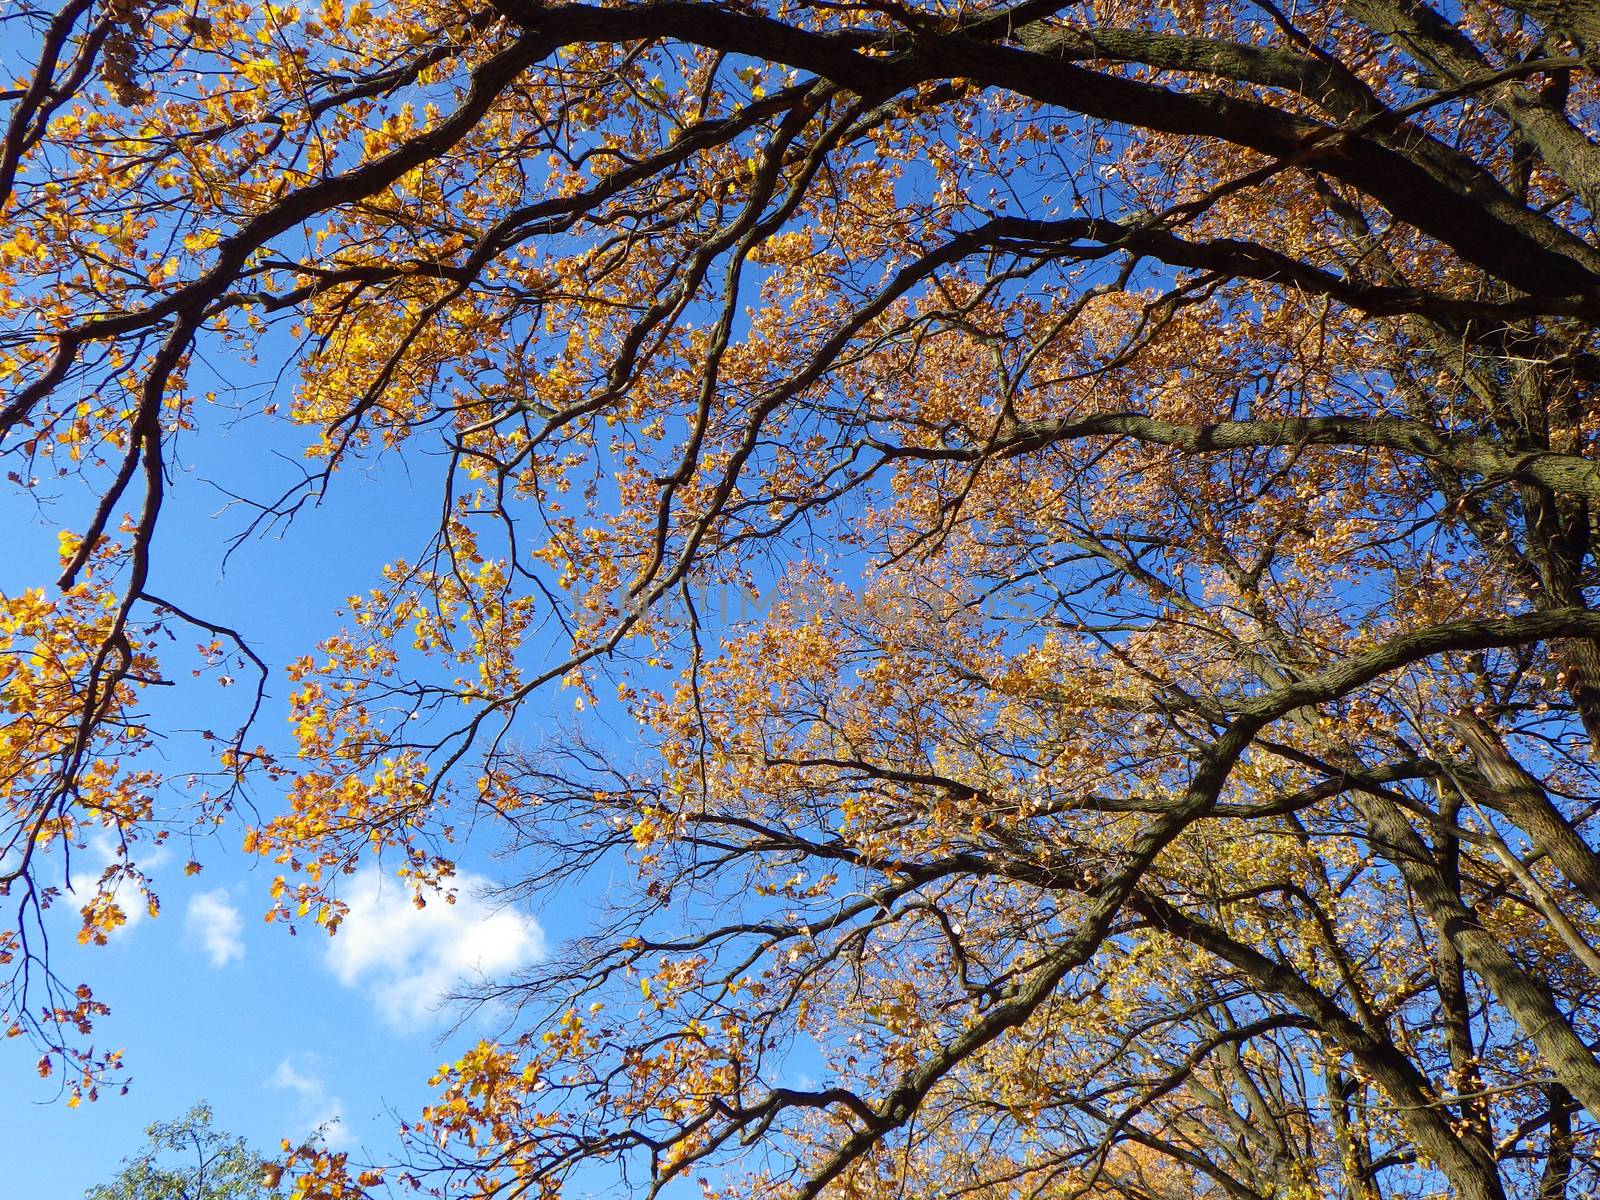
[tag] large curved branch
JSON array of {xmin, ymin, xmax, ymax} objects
[
  {"xmin": 982, "ymin": 413, "xmax": 1600, "ymax": 502},
  {"xmin": 1137, "ymin": 894, "xmax": 1508, "ymax": 1200},
  {"xmin": 491, "ymin": 1, "xmax": 1600, "ymax": 297},
  {"xmin": 1013, "ymin": 22, "xmax": 1377, "ymax": 116},
  {"xmin": 1344, "ymin": 0, "xmax": 1600, "ymax": 213}
]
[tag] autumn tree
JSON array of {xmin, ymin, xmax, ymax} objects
[{"xmin": 7, "ymin": 0, "xmax": 1600, "ymax": 1196}]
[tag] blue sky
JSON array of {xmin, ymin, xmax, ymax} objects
[
  {"xmin": 3, "ymin": 25, "xmax": 903, "ymax": 1193},
  {"xmin": 0, "ymin": 402, "xmax": 593, "ymax": 1196},
  {"xmin": 5, "ymin": 853, "xmax": 552, "ymax": 1196}
]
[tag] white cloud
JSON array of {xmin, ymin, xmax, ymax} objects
[
  {"xmin": 186, "ymin": 889, "xmax": 245, "ymax": 966},
  {"xmin": 269, "ymin": 1056, "xmax": 348, "ymax": 1148},
  {"xmin": 323, "ymin": 868, "xmax": 545, "ymax": 1028}
]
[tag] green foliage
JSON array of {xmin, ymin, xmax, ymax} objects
[{"xmin": 85, "ymin": 1103, "xmax": 281, "ymax": 1200}]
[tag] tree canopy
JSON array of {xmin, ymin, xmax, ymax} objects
[
  {"xmin": 6, "ymin": 0, "xmax": 1600, "ymax": 1197},
  {"xmin": 86, "ymin": 1102, "xmax": 283, "ymax": 1200}
]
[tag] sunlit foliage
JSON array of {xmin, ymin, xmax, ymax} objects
[{"xmin": 7, "ymin": 1, "xmax": 1600, "ymax": 1197}]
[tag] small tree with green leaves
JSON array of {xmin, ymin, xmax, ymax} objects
[{"xmin": 86, "ymin": 1103, "xmax": 281, "ymax": 1200}]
